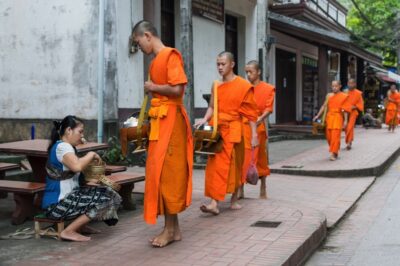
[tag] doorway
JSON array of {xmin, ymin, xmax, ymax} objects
[
  {"xmin": 225, "ymin": 14, "xmax": 238, "ymax": 74},
  {"xmin": 275, "ymin": 48, "xmax": 297, "ymax": 124}
]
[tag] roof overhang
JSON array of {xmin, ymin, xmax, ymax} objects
[{"xmin": 269, "ymin": 12, "xmax": 382, "ymax": 65}]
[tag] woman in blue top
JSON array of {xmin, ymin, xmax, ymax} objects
[{"xmin": 42, "ymin": 115, "xmax": 121, "ymax": 242}]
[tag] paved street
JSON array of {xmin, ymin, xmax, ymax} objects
[
  {"xmin": 307, "ymin": 156, "xmax": 400, "ymax": 266},
  {"xmin": 0, "ymin": 129, "xmax": 399, "ymax": 265}
]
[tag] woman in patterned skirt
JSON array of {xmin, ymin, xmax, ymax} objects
[{"xmin": 42, "ymin": 115, "xmax": 121, "ymax": 242}]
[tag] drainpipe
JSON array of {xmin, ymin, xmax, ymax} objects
[{"xmin": 97, "ymin": 0, "xmax": 105, "ymax": 143}]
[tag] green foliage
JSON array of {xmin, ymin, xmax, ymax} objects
[
  {"xmin": 338, "ymin": 0, "xmax": 400, "ymax": 67},
  {"xmin": 101, "ymin": 136, "xmax": 126, "ymax": 164}
]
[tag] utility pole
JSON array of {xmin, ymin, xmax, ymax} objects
[
  {"xmin": 97, "ymin": 0, "xmax": 105, "ymax": 143},
  {"xmin": 180, "ymin": 0, "xmax": 195, "ymax": 124}
]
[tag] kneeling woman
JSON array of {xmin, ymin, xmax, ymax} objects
[{"xmin": 42, "ymin": 115, "xmax": 121, "ymax": 242}]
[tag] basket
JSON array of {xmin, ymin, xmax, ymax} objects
[
  {"xmin": 83, "ymin": 162, "xmax": 121, "ymax": 191},
  {"xmin": 83, "ymin": 161, "xmax": 106, "ymax": 181}
]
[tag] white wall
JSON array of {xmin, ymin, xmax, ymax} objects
[
  {"xmin": 192, "ymin": 16, "xmax": 224, "ymax": 108},
  {"xmin": 116, "ymin": 0, "xmax": 144, "ymax": 109},
  {"xmin": 192, "ymin": 0, "xmax": 257, "ymax": 109},
  {"xmin": 0, "ymin": 0, "xmax": 100, "ymax": 119}
]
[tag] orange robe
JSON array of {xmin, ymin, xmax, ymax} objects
[
  {"xmin": 144, "ymin": 47, "xmax": 193, "ymax": 224},
  {"xmin": 385, "ymin": 91, "xmax": 400, "ymax": 126},
  {"xmin": 242, "ymin": 82, "xmax": 275, "ymax": 183},
  {"xmin": 325, "ymin": 92, "xmax": 348, "ymax": 154},
  {"xmin": 343, "ymin": 89, "xmax": 364, "ymax": 144},
  {"xmin": 205, "ymin": 76, "xmax": 258, "ymax": 201}
]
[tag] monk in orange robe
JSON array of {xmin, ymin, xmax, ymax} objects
[
  {"xmin": 343, "ymin": 79, "xmax": 364, "ymax": 150},
  {"xmin": 194, "ymin": 52, "xmax": 259, "ymax": 214},
  {"xmin": 314, "ymin": 80, "xmax": 348, "ymax": 161},
  {"xmin": 239, "ymin": 60, "xmax": 275, "ymax": 199},
  {"xmin": 385, "ymin": 84, "xmax": 400, "ymax": 132},
  {"xmin": 133, "ymin": 20, "xmax": 193, "ymax": 247}
]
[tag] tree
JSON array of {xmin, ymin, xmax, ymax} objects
[{"xmin": 338, "ymin": 0, "xmax": 400, "ymax": 68}]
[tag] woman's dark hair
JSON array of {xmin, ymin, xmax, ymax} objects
[{"xmin": 48, "ymin": 115, "xmax": 84, "ymax": 154}]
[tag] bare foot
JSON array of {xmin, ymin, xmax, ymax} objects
[
  {"xmin": 151, "ymin": 229, "xmax": 176, "ymax": 248},
  {"xmin": 230, "ymin": 202, "xmax": 242, "ymax": 210},
  {"xmin": 60, "ymin": 230, "xmax": 91, "ymax": 242},
  {"xmin": 80, "ymin": 225, "xmax": 101, "ymax": 234},
  {"xmin": 200, "ymin": 204, "xmax": 220, "ymax": 215}
]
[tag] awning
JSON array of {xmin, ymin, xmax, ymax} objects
[
  {"xmin": 369, "ymin": 65, "xmax": 400, "ymax": 84},
  {"xmin": 269, "ymin": 12, "xmax": 382, "ymax": 65}
]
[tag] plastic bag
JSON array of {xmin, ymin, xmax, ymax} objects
[{"xmin": 246, "ymin": 150, "xmax": 259, "ymax": 185}]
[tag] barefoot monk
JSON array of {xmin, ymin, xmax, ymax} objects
[
  {"xmin": 313, "ymin": 80, "xmax": 348, "ymax": 161},
  {"xmin": 343, "ymin": 78, "xmax": 364, "ymax": 150},
  {"xmin": 132, "ymin": 20, "xmax": 193, "ymax": 247},
  {"xmin": 238, "ymin": 60, "xmax": 275, "ymax": 199},
  {"xmin": 194, "ymin": 52, "xmax": 259, "ymax": 214}
]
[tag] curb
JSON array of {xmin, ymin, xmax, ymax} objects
[{"xmin": 271, "ymin": 144, "xmax": 400, "ymax": 177}]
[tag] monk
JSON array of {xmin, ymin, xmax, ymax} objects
[
  {"xmin": 194, "ymin": 52, "xmax": 259, "ymax": 214},
  {"xmin": 313, "ymin": 80, "xmax": 348, "ymax": 161},
  {"xmin": 385, "ymin": 84, "xmax": 400, "ymax": 132},
  {"xmin": 343, "ymin": 79, "xmax": 364, "ymax": 150},
  {"xmin": 132, "ymin": 20, "xmax": 193, "ymax": 247},
  {"xmin": 238, "ymin": 60, "xmax": 275, "ymax": 199}
]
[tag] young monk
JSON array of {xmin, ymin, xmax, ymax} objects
[
  {"xmin": 239, "ymin": 60, "xmax": 275, "ymax": 199},
  {"xmin": 194, "ymin": 52, "xmax": 259, "ymax": 214},
  {"xmin": 313, "ymin": 80, "xmax": 348, "ymax": 161},
  {"xmin": 132, "ymin": 20, "xmax": 193, "ymax": 247},
  {"xmin": 385, "ymin": 84, "xmax": 400, "ymax": 132},
  {"xmin": 343, "ymin": 79, "xmax": 364, "ymax": 150}
]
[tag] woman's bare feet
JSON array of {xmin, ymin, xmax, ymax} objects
[{"xmin": 60, "ymin": 230, "xmax": 91, "ymax": 242}]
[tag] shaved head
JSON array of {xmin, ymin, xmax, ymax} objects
[
  {"xmin": 246, "ymin": 60, "xmax": 261, "ymax": 71},
  {"xmin": 132, "ymin": 20, "xmax": 158, "ymax": 37},
  {"xmin": 332, "ymin": 80, "xmax": 341, "ymax": 86},
  {"xmin": 218, "ymin": 51, "xmax": 235, "ymax": 62},
  {"xmin": 348, "ymin": 78, "xmax": 356, "ymax": 83}
]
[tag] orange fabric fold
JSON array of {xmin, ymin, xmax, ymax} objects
[
  {"xmin": 325, "ymin": 92, "xmax": 348, "ymax": 154},
  {"xmin": 343, "ymin": 89, "xmax": 364, "ymax": 144},
  {"xmin": 205, "ymin": 76, "xmax": 258, "ymax": 201},
  {"xmin": 385, "ymin": 91, "xmax": 400, "ymax": 126},
  {"xmin": 144, "ymin": 47, "xmax": 193, "ymax": 225},
  {"xmin": 242, "ymin": 82, "xmax": 274, "ymax": 182}
]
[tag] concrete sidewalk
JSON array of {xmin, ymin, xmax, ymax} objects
[
  {"xmin": 270, "ymin": 128, "xmax": 400, "ymax": 177},
  {"xmin": 1, "ymin": 169, "xmax": 374, "ymax": 266}
]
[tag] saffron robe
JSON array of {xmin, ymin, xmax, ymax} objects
[
  {"xmin": 343, "ymin": 89, "xmax": 364, "ymax": 144},
  {"xmin": 325, "ymin": 92, "xmax": 348, "ymax": 154},
  {"xmin": 144, "ymin": 47, "xmax": 193, "ymax": 224},
  {"xmin": 385, "ymin": 91, "xmax": 400, "ymax": 126},
  {"xmin": 205, "ymin": 76, "xmax": 258, "ymax": 201},
  {"xmin": 242, "ymin": 82, "xmax": 275, "ymax": 183}
]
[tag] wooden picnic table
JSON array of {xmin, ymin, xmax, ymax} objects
[{"xmin": 0, "ymin": 139, "xmax": 109, "ymax": 183}]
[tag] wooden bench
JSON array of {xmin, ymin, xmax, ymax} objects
[
  {"xmin": 109, "ymin": 172, "xmax": 145, "ymax": 210},
  {"xmin": 0, "ymin": 180, "xmax": 46, "ymax": 225},
  {"xmin": 0, "ymin": 162, "xmax": 20, "ymax": 198},
  {"xmin": 105, "ymin": 165, "xmax": 127, "ymax": 175},
  {"xmin": 34, "ymin": 214, "xmax": 64, "ymax": 241}
]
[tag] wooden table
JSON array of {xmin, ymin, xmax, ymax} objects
[
  {"xmin": 0, "ymin": 139, "xmax": 109, "ymax": 223},
  {"xmin": 0, "ymin": 139, "xmax": 109, "ymax": 183}
]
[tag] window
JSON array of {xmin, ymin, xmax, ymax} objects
[
  {"xmin": 318, "ymin": 0, "xmax": 328, "ymax": 12},
  {"xmin": 161, "ymin": 0, "xmax": 175, "ymax": 47},
  {"xmin": 328, "ymin": 4, "xmax": 337, "ymax": 20},
  {"xmin": 338, "ymin": 11, "xmax": 346, "ymax": 26}
]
